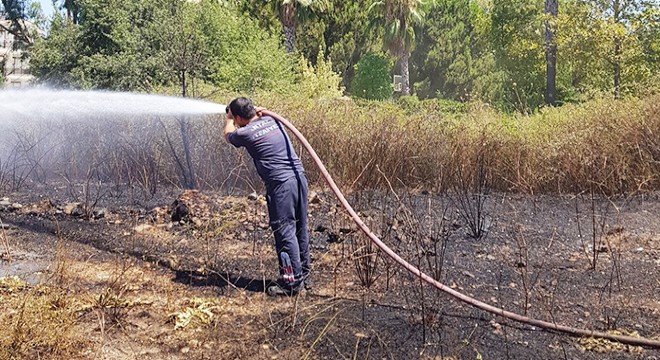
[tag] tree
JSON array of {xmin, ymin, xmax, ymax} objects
[
  {"xmin": 248, "ymin": 0, "xmax": 330, "ymax": 53},
  {"xmin": 199, "ymin": 0, "xmax": 295, "ymax": 93},
  {"xmin": 545, "ymin": 0, "xmax": 558, "ymax": 105},
  {"xmin": 319, "ymin": 0, "xmax": 375, "ymax": 90},
  {"xmin": 596, "ymin": 0, "xmax": 651, "ymax": 98},
  {"xmin": 59, "ymin": 0, "xmax": 80, "ymax": 24},
  {"xmin": 151, "ymin": 0, "xmax": 208, "ymax": 98},
  {"xmin": 295, "ymin": 49, "xmax": 344, "ymax": 98},
  {"xmin": 1, "ymin": 0, "xmax": 34, "ymax": 45},
  {"xmin": 29, "ymin": 13, "xmax": 82, "ymax": 87},
  {"xmin": 152, "ymin": 0, "xmax": 211, "ymax": 190},
  {"xmin": 412, "ymin": 0, "xmax": 492, "ymax": 101},
  {"xmin": 556, "ymin": 0, "xmax": 658, "ymax": 99},
  {"xmin": 491, "ymin": 0, "xmax": 545, "ymax": 112},
  {"xmin": 369, "ymin": 0, "xmax": 425, "ymax": 96},
  {"xmin": 635, "ymin": 1, "xmax": 660, "ymax": 88}
]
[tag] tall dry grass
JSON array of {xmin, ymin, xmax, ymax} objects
[
  {"xmin": 1, "ymin": 92, "xmax": 656, "ymax": 196},
  {"xmin": 254, "ymin": 94, "xmax": 660, "ymax": 195},
  {"xmin": 0, "ymin": 280, "xmax": 82, "ymax": 359}
]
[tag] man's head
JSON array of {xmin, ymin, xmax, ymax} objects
[{"xmin": 228, "ymin": 97, "xmax": 257, "ymax": 127}]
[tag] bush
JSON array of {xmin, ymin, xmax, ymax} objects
[
  {"xmin": 397, "ymin": 96, "xmax": 468, "ymax": 115},
  {"xmin": 350, "ymin": 53, "xmax": 392, "ymax": 100},
  {"xmin": 396, "ymin": 95, "xmax": 421, "ymax": 113},
  {"xmin": 290, "ymin": 50, "xmax": 344, "ymax": 99}
]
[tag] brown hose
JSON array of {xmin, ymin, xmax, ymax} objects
[{"xmin": 262, "ymin": 110, "xmax": 660, "ymax": 349}]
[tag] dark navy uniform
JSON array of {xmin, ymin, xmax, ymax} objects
[{"xmin": 228, "ymin": 116, "xmax": 310, "ymax": 288}]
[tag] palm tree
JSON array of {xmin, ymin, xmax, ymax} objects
[
  {"xmin": 369, "ymin": 0, "xmax": 424, "ymax": 96},
  {"xmin": 59, "ymin": 0, "xmax": 79, "ymax": 24},
  {"xmin": 275, "ymin": 0, "xmax": 329, "ymax": 53}
]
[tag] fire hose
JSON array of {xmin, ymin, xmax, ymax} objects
[{"xmin": 262, "ymin": 110, "xmax": 660, "ymax": 349}]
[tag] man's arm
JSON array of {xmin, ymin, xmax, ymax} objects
[{"xmin": 224, "ymin": 117, "xmax": 236, "ymax": 142}]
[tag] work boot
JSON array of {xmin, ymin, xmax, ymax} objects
[
  {"xmin": 302, "ymin": 275, "xmax": 313, "ymax": 291},
  {"xmin": 266, "ymin": 281, "xmax": 304, "ymax": 297}
]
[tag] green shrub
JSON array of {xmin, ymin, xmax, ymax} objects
[
  {"xmin": 350, "ymin": 53, "xmax": 392, "ymax": 100},
  {"xmin": 396, "ymin": 94, "xmax": 421, "ymax": 112},
  {"xmin": 290, "ymin": 50, "xmax": 344, "ymax": 99}
]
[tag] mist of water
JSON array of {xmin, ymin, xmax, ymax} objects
[{"xmin": 0, "ymin": 88, "xmax": 227, "ymax": 121}]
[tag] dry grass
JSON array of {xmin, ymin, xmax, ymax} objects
[
  {"xmin": 2, "ymin": 92, "xmax": 656, "ymax": 197},
  {"xmin": 253, "ymin": 94, "xmax": 660, "ymax": 195},
  {"xmin": 0, "ymin": 278, "xmax": 83, "ymax": 359}
]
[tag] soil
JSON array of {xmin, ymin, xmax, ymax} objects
[{"xmin": 0, "ymin": 183, "xmax": 659, "ymax": 360}]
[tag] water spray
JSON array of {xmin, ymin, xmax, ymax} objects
[
  {"xmin": 0, "ymin": 89, "xmax": 226, "ymax": 120},
  {"xmin": 262, "ymin": 110, "xmax": 660, "ymax": 349}
]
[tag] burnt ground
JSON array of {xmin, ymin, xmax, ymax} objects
[{"xmin": 0, "ymin": 183, "xmax": 659, "ymax": 359}]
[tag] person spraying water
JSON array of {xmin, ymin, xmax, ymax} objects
[
  {"xmin": 224, "ymin": 97, "xmax": 311, "ymax": 296},
  {"xmin": 1, "ymin": 88, "xmax": 656, "ymax": 346}
]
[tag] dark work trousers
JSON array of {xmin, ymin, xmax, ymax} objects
[{"xmin": 265, "ymin": 174, "xmax": 310, "ymax": 287}]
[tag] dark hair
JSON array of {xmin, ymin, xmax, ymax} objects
[{"xmin": 228, "ymin": 97, "xmax": 256, "ymax": 120}]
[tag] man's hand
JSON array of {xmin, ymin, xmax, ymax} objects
[{"xmin": 255, "ymin": 106, "xmax": 266, "ymax": 117}]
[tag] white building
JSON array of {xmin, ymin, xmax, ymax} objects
[{"xmin": 0, "ymin": 19, "xmax": 38, "ymax": 87}]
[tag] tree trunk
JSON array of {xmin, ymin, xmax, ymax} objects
[
  {"xmin": 544, "ymin": 0, "xmax": 558, "ymax": 106},
  {"xmin": 613, "ymin": 38, "xmax": 621, "ymax": 99},
  {"xmin": 178, "ymin": 116, "xmax": 197, "ymax": 189},
  {"xmin": 177, "ymin": 76, "xmax": 196, "ymax": 189},
  {"xmin": 400, "ymin": 51, "xmax": 411, "ymax": 96},
  {"xmin": 283, "ymin": 25, "xmax": 295, "ymax": 53},
  {"xmin": 180, "ymin": 70, "xmax": 187, "ymax": 98},
  {"xmin": 64, "ymin": 0, "xmax": 79, "ymax": 24},
  {"xmin": 281, "ymin": 2, "xmax": 297, "ymax": 53},
  {"xmin": 612, "ymin": 0, "xmax": 622, "ymax": 99}
]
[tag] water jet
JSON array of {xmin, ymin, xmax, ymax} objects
[{"xmin": 0, "ymin": 88, "xmax": 226, "ymax": 121}]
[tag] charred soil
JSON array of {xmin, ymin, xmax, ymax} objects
[{"xmin": 0, "ymin": 185, "xmax": 659, "ymax": 359}]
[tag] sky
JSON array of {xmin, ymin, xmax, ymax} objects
[{"xmin": 38, "ymin": 0, "xmax": 55, "ymax": 19}]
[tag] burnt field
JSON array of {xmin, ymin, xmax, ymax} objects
[{"xmin": 0, "ymin": 183, "xmax": 658, "ymax": 359}]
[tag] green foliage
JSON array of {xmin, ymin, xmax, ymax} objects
[
  {"xmin": 150, "ymin": 0, "xmax": 209, "ymax": 96},
  {"xmin": 29, "ymin": 15, "xmax": 84, "ymax": 87},
  {"xmin": 23, "ymin": 0, "xmax": 660, "ymax": 111},
  {"xmin": 435, "ymin": 98, "xmax": 469, "ymax": 114},
  {"xmin": 296, "ymin": 18, "xmax": 326, "ymax": 65},
  {"xmin": 351, "ymin": 52, "xmax": 392, "ymax": 100},
  {"xmin": 322, "ymin": 0, "xmax": 375, "ymax": 89},
  {"xmin": 396, "ymin": 94, "xmax": 420, "ymax": 113},
  {"xmin": 413, "ymin": 0, "xmax": 492, "ymax": 101},
  {"xmin": 28, "ymin": 0, "xmax": 296, "ymax": 93},
  {"xmin": 0, "ymin": 0, "xmax": 25, "ymax": 19},
  {"xmin": 291, "ymin": 49, "xmax": 344, "ymax": 99},
  {"xmin": 243, "ymin": 0, "xmax": 376, "ymax": 90},
  {"xmin": 369, "ymin": 0, "xmax": 426, "ymax": 95},
  {"xmin": 490, "ymin": 0, "xmax": 545, "ymax": 112},
  {"xmin": 196, "ymin": 0, "xmax": 295, "ymax": 93},
  {"xmin": 31, "ymin": 0, "xmax": 171, "ymax": 90},
  {"xmin": 1, "ymin": 0, "xmax": 42, "ymax": 46},
  {"xmin": 556, "ymin": 0, "xmax": 660, "ymax": 99},
  {"xmin": 26, "ymin": 1, "xmax": 47, "ymax": 29},
  {"xmin": 369, "ymin": 0, "xmax": 424, "ymax": 55},
  {"xmin": 241, "ymin": 0, "xmax": 330, "ymax": 53}
]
